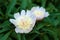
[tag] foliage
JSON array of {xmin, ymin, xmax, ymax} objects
[{"xmin": 0, "ymin": 0, "xmax": 60, "ymax": 40}]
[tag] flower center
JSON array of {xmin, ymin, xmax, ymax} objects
[
  {"xmin": 17, "ymin": 16, "xmax": 32, "ymax": 30},
  {"xmin": 34, "ymin": 10, "xmax": 44, "ymax": 17}
]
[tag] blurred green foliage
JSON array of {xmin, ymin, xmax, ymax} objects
[{"xmin": 0, "ymin": 0, "xmax": 60, "ymax": 40}]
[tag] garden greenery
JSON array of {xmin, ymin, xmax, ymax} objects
[{"xmin": 0, "ymin": 0, "xmax": 60, "ymax": 40}]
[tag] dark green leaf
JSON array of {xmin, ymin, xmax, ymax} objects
[
  {"xmin": 17, "ymin": 34, "xmax": 21, "ymax": 40},
  {"xmin": 6, "ymin": 0, "xmax": 16, "ymax": 17},
  {"xmin": 0, "ymin": 31, "xmax": 12, "ymax": 40},
  {"xmin": 20, "ymin": 0, "xmax": 28, "ymax": 10}
]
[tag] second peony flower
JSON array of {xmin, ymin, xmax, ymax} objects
[{"xmin": 31, "ymin": 6, "xmax": 49, "ymax": 20}]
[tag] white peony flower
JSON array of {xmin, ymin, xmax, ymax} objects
[
  {"xmin": 9, "ymin": 10, "xmax": 36, "ymax": 33},
  {"xmin": 31, "ymin": 6, "xmax": 49, "ymax": 20}
]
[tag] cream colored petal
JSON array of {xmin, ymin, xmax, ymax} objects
[
  {"xmin": 21, "ymin": 10, "xmax": 25, "ymax": 16},
  {"xmin": 26, "ymin": 10, "xmax": 36, "ymax": 21},
  {"xmin": 26, "ymin": 10, "xmax": 31, "ymax": 16},
  {"xmin": 14, "ymin": 12, "xmax": 20, "ymax": 19},
  {"xmin": 24, "ymin": 27, "xmax": 33, "ymax": 33},
  {"xmin": 31, "ymin": 7, "xmax": 36, "ymax": 11},
  {"xmin": 15, "ymin": 28, "xmax": 24, "ymax": 33},
  {"xmin": 9, "ymin": 19, "xmax": 16, "ymax": 25},
  {"xmin": 44, "ymin": 12, "xmax": 49, "ymax": 17},
  {"xmin": 40, "ymin": 7, "xmax": 45, "ymax": 12},
  {"xmin": 31, "ymin": 6, "xmax": 40, "ymax": 11}
]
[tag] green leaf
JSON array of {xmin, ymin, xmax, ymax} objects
[
  {"xmin": 20, "ymin": 0, "xmax": 28, "ymax": 10},
  {"xmin": 43, "ymin": 34, "xmax": 49, "ymax": 40},
  {"xmin": 32, "ymin": 23, "xmax": 44, "ymax": 34},
  {"xmin": 22, "ymin": 35, "xmax": 26, "ymax": 40},
  {"xmin": 0, "ymin": 31, "xmax": 12, "ymax": 40},
  {"xmin": 35, "ymin": 23, "xmax": 44, "ymax": 30},
  {"xmin": 42, "ymin": 28, "xmax": 59, "ymax": 40},
  {"xmin": 6, "ymin": 0, "xmax": 16, "ymax": 17},
  {"xmin": 0, "ymin": 20, "xmax": 10, "ymax": 28},
  {"xmin": 0, "ymin": 28, "xmax": 9, "ymax": 33},
  {"xmin": 30, "ymin": 34, "xmax": 38, "ymax": 40},
  {"xmin": 10, "ymin": 31, "xmax": 17, "ymax": 39},
  {"xmin": 47, "ymin": 3, "xmax": 58, "ymax": 12},
  {"xmin": 41, "ymin": 0, "xmax": 47, "ymax": 7},
  {"xmin": 0, "ymin": 34, "xmax": 4, "ymax": 39},
  {"xmin": 17, "ymin": 34, "xmax": 21, "ymax": 40},
  {"xmin": 27, "ymin": 0, "xmax": 32, "ymax": 9},
  {"xmin": 7, "ymin": 37, "xmax": 12, "ymax": 40},
  {"xmin": 0, "ymin": 10, "xmax": 4, "ymax": 16}
]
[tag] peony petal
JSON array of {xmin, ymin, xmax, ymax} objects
[
  {"xmin": 14, "ymin": 12, "xmax": 20, "ymax": 19},
  {"xmin": 24, "ymin": 27, "xmax": 33, "ymax": 33},
  {"xmin": 21, "ymin": 10, "xmax": 25, "ymax": 16},
  {"xmin": 15, "ymin": 28, "xmax": 24, "ymax": 33},
  {"xmin": 31, "ymin": 7, "xmax": 36, "ymax": 11},
  {"xmin": 44, "ymin": 12, "xmax": 49, "ymax": 17},
  {"xmin": 40, "ymin": 7, "xmax": 45, "ymax": 12},
  {"xmin": 31, "ymin": 6, "xmax": 40, "ymax": 11},
  {"xmin": 26, "ymin": 10, "xmax": 36, "ymax": 28},
  {"xmin": 9, "ymin": 19, "xmax": 16, "ymax": 25},
  {"xmin": 26, "ymin": 10, "xmax": 36, "ymax": 21},
  {"xmin": 26, "ymin": 10, "xmax": 31, "ymax": 16}
]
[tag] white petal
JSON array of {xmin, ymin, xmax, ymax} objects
[
  {"xmin": 44, "ymin": 12, "xmax": 49, "ymax": 17},
  {"xmin": 9, "ymin": 19, "xmax": 16, "ymax": 25},
  {"xmin": 26, "ymin": 10, "xmax": 36, "ymax": 24},
  {"xmin": 37, "ymin": 17, "xmax": 44, "ymax": 20},
  {"xmin": 35, "ymin": 6, "xmax": 40, "ymax": 9},
  {"xmin": 21, "ymin": 10, "xmax": 25, "ymax": 16},
  {"xmin": 26, "ymin": 10, "xmax": 35, "ymax": 18},
  {"xmin": 14, "ymin": 12, "xmax": 20, "ymax": 19},
  {"xmin": 31, "ymin": 15, "xmax": 36, "ymax": 26},
  {"xmin": 26, "ymin": 10, "xmax": 31, "ymax": 16},
  {"xmin": 40, "ymin": 7, "xmax": 45, "ymax": 12},
  {"xmin": 31, "ymin": 7, "xmax": 36, "ymax": 11},
  {"xmin": 35, "ymin": 13, "xmax": 45, "ymax": 20},
  {"xmin": 26, "ymin": 11, "xmax": 36, "ymax": 28},
  {"xmin": 31, "ymin": 6, "xmax": 39, "ymax": 11},
  {"xmin": 15, "ymin": 28, "xmax": 24, "ymax": 33},
  {"xmin": 24, "ymin": 27, "xmax": 33, "ymax": 33}
]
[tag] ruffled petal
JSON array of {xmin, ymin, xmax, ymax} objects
[
  {"xmin": 9, "ymin": 19, "xmax": 16, "ymax": 25},
  {"xmin": 24, "ymin": 27, "xmax": 33, "ymax": 33},
  {"xmin": 26, "ymin": 10, "xmax": 31, "ymax": 16},
  {"xmin": 15, "ymin": 28, "xmax": 24, "ymax": 33},
  {"xmin": 44, "ymin": 12, "xmax": 49, "ymax": 17},
  {"xmin": 26, "ymin": 10, "xmax": 36, "ymax": 22},
  {"xmin": 14, "ymin": 12, "xmax": 20, "ymax": 19},
  {"xmin": 40, "ymin": 7, "xmax": 45, "ymax": 12},
  {"xmin": 31, "ymin": 6, "xmax": 39, "ymax": 11},
  {"xmin": 21, "ymin": 10, "xmax": 25, "ymax": 16}
]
